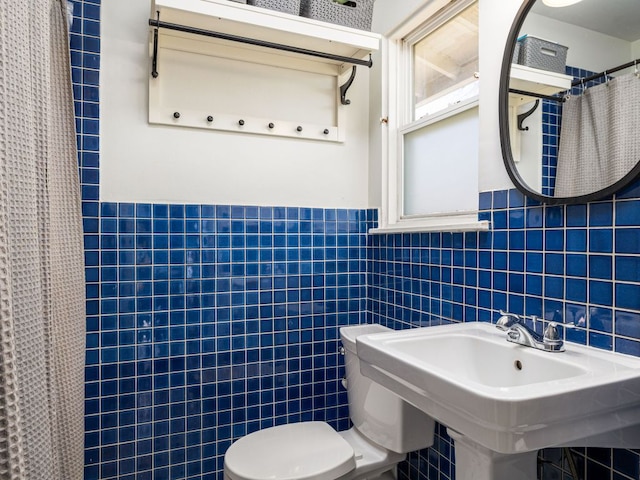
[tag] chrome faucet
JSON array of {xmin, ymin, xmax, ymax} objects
[{"xmin": 496, "ymin": 310, "xmax": 565, "ymax": 352}]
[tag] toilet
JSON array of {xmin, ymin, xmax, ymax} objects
[{"xmin": 224, "ymin": 324, "xmax": 436, "ymax": 480}]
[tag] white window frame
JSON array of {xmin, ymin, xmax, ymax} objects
[{"xmin": 371, "ymin": 0, "xmax": 489, "ymax": 234}]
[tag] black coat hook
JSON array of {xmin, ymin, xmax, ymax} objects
[
  {"xmin": 340, "ymin": 66, "xmax": 357, "ymax": 105},
  {"xmin": 517, "ymin": 100, "xmax": 539, "ymax": 131}
]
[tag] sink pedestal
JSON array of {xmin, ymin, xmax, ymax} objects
[{"xmin": 448, "ymin": 430, "xmax": 538, "ymax": 480}]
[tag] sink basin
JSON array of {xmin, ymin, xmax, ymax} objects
[
  {"xmin": 356, "ymin": 322, "xmax": 640, "ymax": 455},
  {"xmin": 391, "ymin": 330, "xmax": 587, "ymax": 388}
]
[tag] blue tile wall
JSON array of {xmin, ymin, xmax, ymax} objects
[
  {"xmin": 84, "ymin": 202, "xmax": 372, "ymax": 480},
  {"xmin": 370, "ymin": 186, "xmax": 640, "ymax": 480},
  {"xmin": 71, "ymin": 1, "xmax": 639, "ymax": 479}
]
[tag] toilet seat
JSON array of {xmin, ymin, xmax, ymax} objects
[{"xmin": 224, "ymin": 422, "xmax": 356, "ymax": 480}]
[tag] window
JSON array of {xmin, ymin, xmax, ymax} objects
[
  {"xmin": 373, "ymin": 0, "xmax": 488, "ymax": 233},
  {"xmin": 411, "ymin": 2, "xmax": 479, "ymax": 120}
]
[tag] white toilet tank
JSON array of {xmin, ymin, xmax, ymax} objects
[{"xmin": 340, "ymin": 324, "xmax": 435, "ymax": 454}]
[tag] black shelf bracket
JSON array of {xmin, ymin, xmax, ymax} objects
[
  {"xmin": 148, "ymin": 18, "xmax": 374, "ymax": 72},
  {"xmin": 517, "ymin": 99, "xmax": 539, "ymax": 131},
  {"xmin": 340, "ymin": 66, "xmax": 358, "ymax": 105},
  {"xmin": 151, "ymin": 11, "xmax": 160, "ymax": 78}
]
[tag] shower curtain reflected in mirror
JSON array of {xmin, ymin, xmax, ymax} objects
[
  {"xmin": 0, "ymin": 0, "xmax": 86, "ymax": 478},
  {"xmin": 555, "ymin": 73, "xmax": 640, "ymax": 197}
]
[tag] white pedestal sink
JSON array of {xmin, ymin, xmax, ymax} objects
[{"xmin": 356, "ymin": 322, "xmax": 640, "ymax": 480}]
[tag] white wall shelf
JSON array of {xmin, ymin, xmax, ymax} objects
[
  {"xmin": 151, "ymin": 0, "xmax": 380, "ymax": 72},
  {"xmin": 148, "ymin": 0, "xmax": 380, "ymax": 142},
  {"xmin": 508, "ymin": 64, "xmax": 572, "ymax": 106}
]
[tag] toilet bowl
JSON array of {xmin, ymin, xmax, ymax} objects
[{"xmin": 224, "ymin": 324, "xmax": 436, "ymax": 480}]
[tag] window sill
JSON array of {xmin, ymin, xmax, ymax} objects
[{"xmin": 369, "ymin": 218, "xmax": 490, "ymax": 234}]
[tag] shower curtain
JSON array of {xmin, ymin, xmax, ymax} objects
[
  {"xmin": 0, "ymin": 0, "xmax": 86, "ymax": 478},
  {"xmin": 555, "ymin": 72, "xmax": 640, "ymax": 197}
]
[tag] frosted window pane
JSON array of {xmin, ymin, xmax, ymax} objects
[{"xmin": 403, "ymin": 107, "xmax": 478, "ymax": 217}]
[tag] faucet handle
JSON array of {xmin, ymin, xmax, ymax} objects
[
  {"xmin": 496, "ymin": 311, "xmax": 522, "ymax": 331},
  {"xmin": 543, "ymin": 322, "xmax": 562, "ymax": 344},
  {"xmin": 498, "ymin": 310, "xmax": 523, "ymax": 320},
  {"xmin": 543, "ymin": 321, "xmax": 577, "ymax": 342}
]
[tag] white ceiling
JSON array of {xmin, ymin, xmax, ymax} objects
[{"xmin": 531, "ymin": 0, "xmax": 640, "ymax": 42}]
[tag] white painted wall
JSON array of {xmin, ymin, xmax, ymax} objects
[
  {"xmin": 631, "ymin": 39, "xmax": 640, "ymax": 59},
  {"xmin": 103, "ymin": 0, "xmax": 635, "ymax": 209},
  {"xmin": 101, "ymin": 0, "xmax": 371, "ymax": 208},
  {"xmin": 477, "ymin": 0, "xmax": 521, "ymax": 193}
]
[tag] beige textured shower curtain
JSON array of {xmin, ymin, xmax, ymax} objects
[
  {"xmin": 555, "ymin": 73, "xmax": 640, "ymax": 197},
  {"xmin": 0, "ymin": 0, "xmax": 86, "ymax": 478}
]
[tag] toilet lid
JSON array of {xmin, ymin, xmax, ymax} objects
[{"xmin": 224, "ymin": 422, "xmax": 356, "ymax": 480}]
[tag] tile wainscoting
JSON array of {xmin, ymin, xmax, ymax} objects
[{"xmin": 82, "ymin": 203, "xmax": 373, "ymax": 479}]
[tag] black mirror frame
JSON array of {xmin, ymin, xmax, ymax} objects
[{"xmin": 498, "ymin": 0, "xmax": 640, "ymax": 205}]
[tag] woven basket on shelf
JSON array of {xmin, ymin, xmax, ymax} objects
[
  {"xmin": 300, "ymin": 0, "xmax": 375, "ymax": 31},
  {"xmin": 518, "ymin": 36, "xmax": 568, "ymax": 74},
  {"xmin": 248, "ymin": 0, "xmax": 301, "ymax": 15}
]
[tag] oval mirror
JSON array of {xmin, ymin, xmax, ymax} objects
[{"xmin": 499, "ymin": 0, "xmax": 640, "ymax": 204}]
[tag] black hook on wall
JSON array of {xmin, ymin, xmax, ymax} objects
[
  {"xmin": 517, "ymin": 99, "xmax": 539, "ymax": 131},
  {"xmin": 340, "ymin": 66, "xmax": 358, "ymax": 105},
  {"xmin": 151, "ymin": 11, "xmax": 160, "ymax": 78}
]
